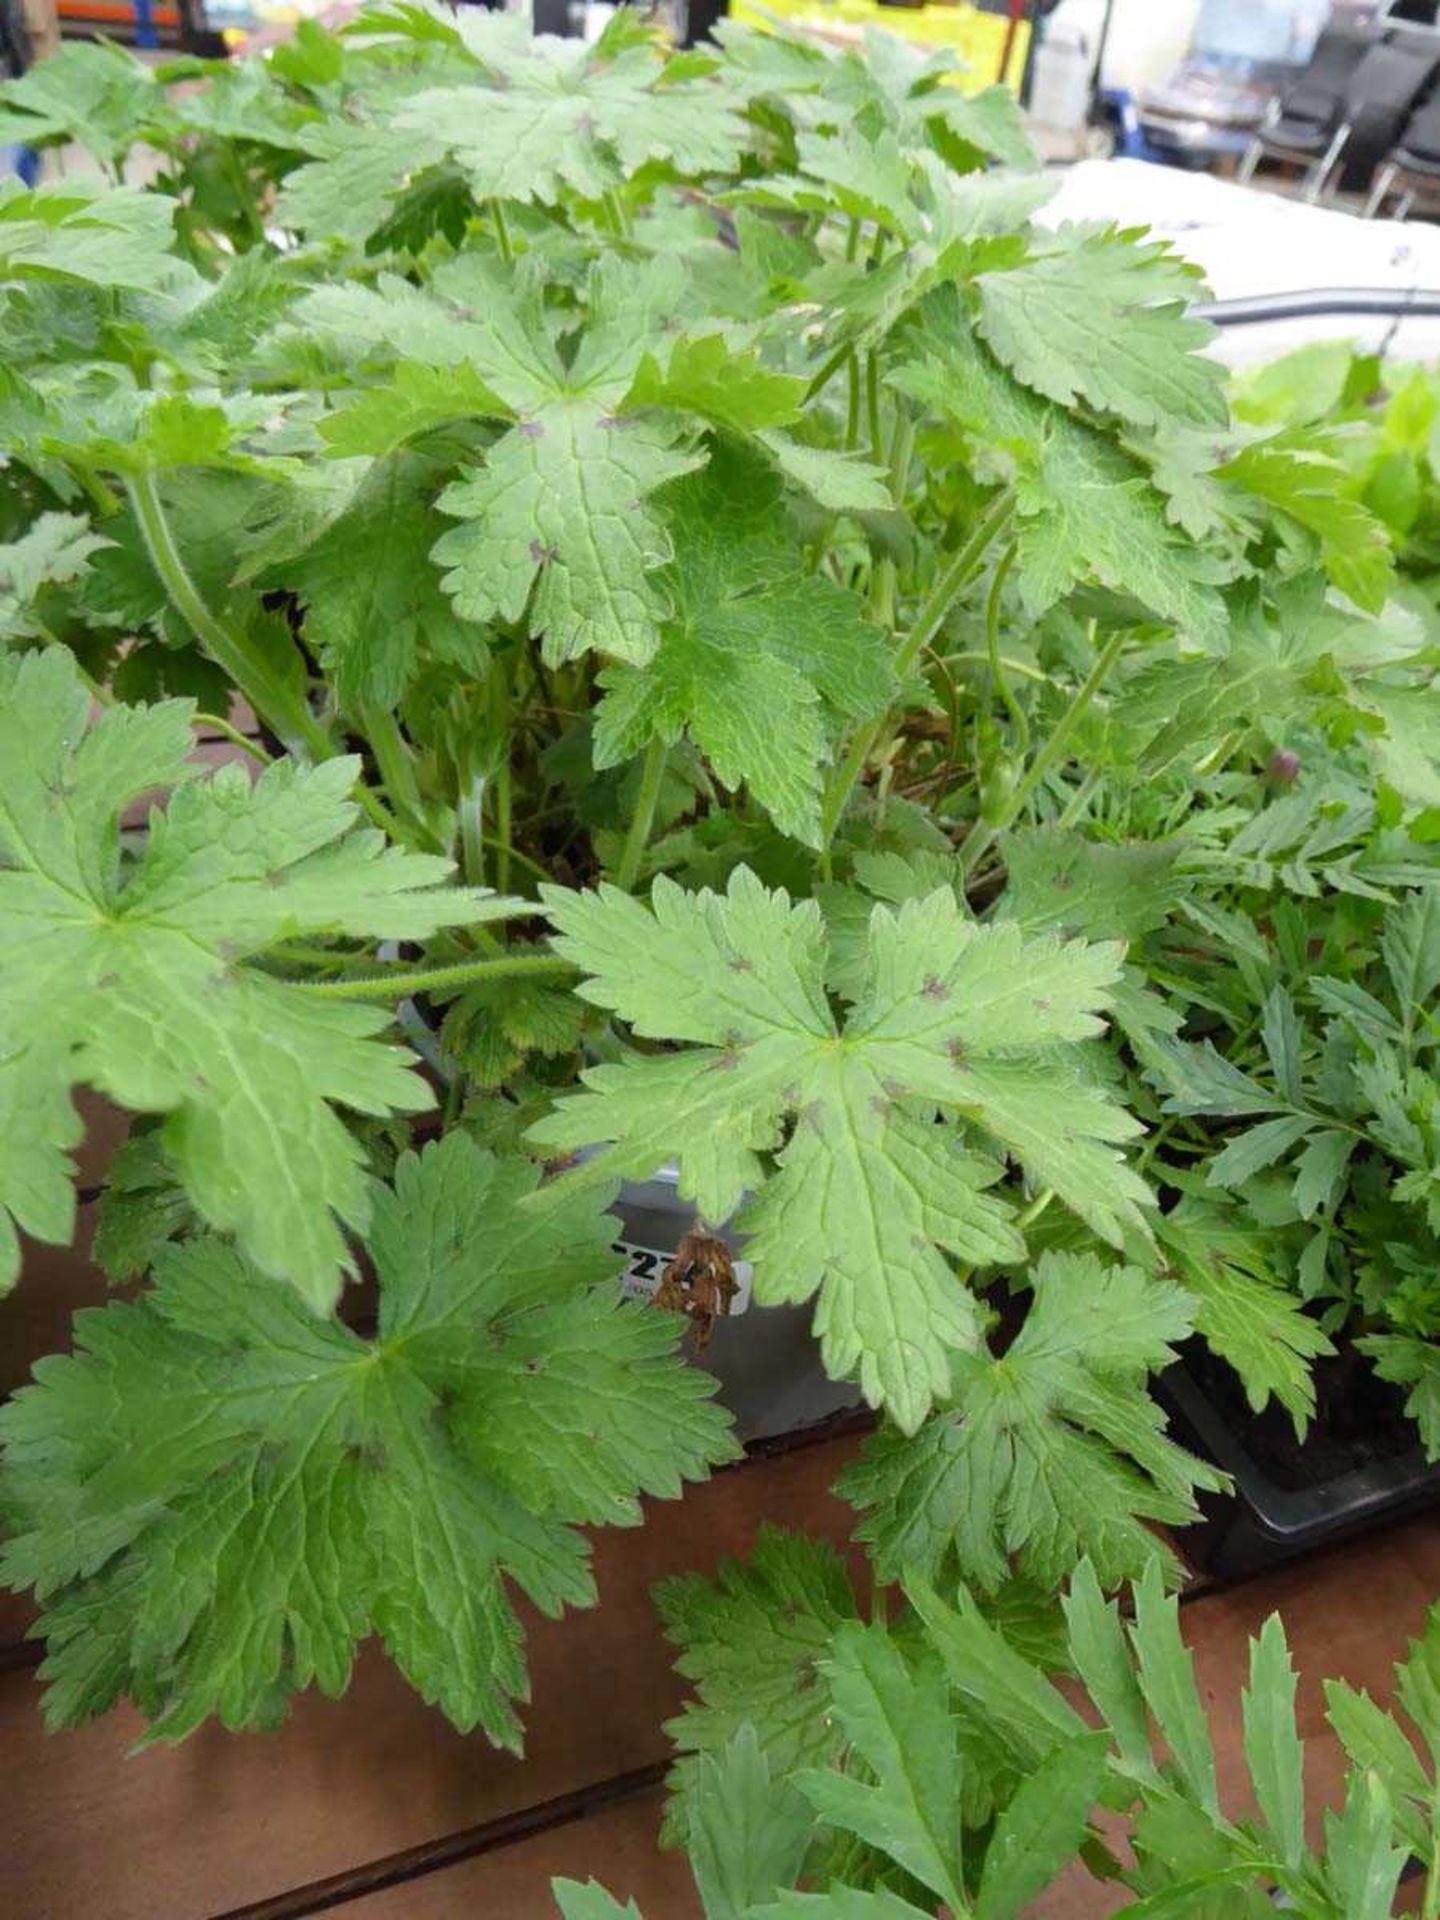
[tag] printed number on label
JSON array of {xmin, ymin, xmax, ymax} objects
[{"xmin": 612, "ymin": 1238, "xmax": 752, "ymax": 1315}]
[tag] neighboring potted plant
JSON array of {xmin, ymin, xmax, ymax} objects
[
  {"xmin": 1120, "ymin": 341, "xmax": 1440, "ymax": 1572},
  {"xmin": 0, "ymin": 3, "xmax": 1436, "ymax": 1766},
  {"xmin": 559, "ymin": 1531, "xmax": 1440, "ymax": 1917}
]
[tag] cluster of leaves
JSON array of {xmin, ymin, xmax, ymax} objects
[
  {"xmin": 1148, "ymin": 889, "xmax": 1440, "ymax": 1450},
  {"xmin": 562, "ymin": 1529, "xmax": 1440, "ymax": 1918},
  {"xmin": 3, "ymin": 0, "xmax": 1440, "ymax": 1757},
  {"xmin": 1, "ymin": 1134, "xmax": 736, "ymax": 1741},
  {"xmin": 1089, "ymin": 343, "xmax": 1440, "ymax": 1442}
]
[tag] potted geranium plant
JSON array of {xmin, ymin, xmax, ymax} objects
[{"xmin": 0, "ymin": 2, "xmax": 1435, "ymax": 1767}]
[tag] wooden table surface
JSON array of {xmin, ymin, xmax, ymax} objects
[
  {"xmin": 2, "ymin": 1402, "xmax": 1437, "ymax": 1920},
  {"xmin": 2, "ymin": 909, "xmax": 1437, "ymax": 1916}
]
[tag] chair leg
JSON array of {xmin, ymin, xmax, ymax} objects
[
  {"xmin": 1237, "ymin": 138, "xmax": 1264, "ymax": 185},
  {"xmin": 1306, "ymin": 125, "xmax": 1350, "ymax": 203},
  {"xmin": 1398, "ymin": 187, "xmax": 1416, "ymax": 221},
  {"xmin": 1365, "ymin": 161, "xmax": 1399, "ymax": 219}
]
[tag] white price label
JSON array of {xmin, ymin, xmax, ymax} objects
[{"xmin": 612, "ymin": 1237, "xmax": 753, "ymax": 1315}]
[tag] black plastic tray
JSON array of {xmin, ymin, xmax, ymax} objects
[{"xmin": 1159, "ymin": 1359, "xmax": 1440, "ymax": 1579}]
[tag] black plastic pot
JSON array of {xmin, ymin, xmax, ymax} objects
[{"xmin": 1159, "ymin": 1344, "xmax": 1440, "ymax": 1580}]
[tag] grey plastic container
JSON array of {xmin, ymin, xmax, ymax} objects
[{"xmin": 610, "ymin": 1164, "xmax": 865, "ymax": 1444}]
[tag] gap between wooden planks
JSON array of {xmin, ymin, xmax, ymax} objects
[
  {"xmin": 0, "ymin": 1429, "xmax": 867, "ymax": 1920},
  {"xmin": 217, "ymin": 1509, "xmax": 1440, "ymax": 1920}
]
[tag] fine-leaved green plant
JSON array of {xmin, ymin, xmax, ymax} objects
[{"xmin": 609, "ymin": 1534, "xmax": 1440, "ymax": 1919}]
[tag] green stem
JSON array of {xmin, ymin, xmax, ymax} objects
[
  {"xmin": 869, "ymin": 555, "xmax": 896, "ymax": 627},
  {"xmin": 48, "ymin": 636, "xmax": 113, "ymax": 705},
  {"xmin": 1057, "ymin": 768, "xmax": 1101, "ymax": 828},
  {"xmin": 896, "ymin": 494, "xmax": 1018, "ymax": 685},
  {"xmin": 261, "ymin": 941, "xmax": 353, "ymax": 971},
  {"xmin": 128, "ymin": 471, "xmax": 332, "ymax": 764},
  {"xmin": 865, "ymin": 349, "xmax": 883, "ymax": 470},
  {"xmin": 817, "ymin": 490, "xmax": 1016, "ymax": 854},
  {"xmin": 353, "ymin": 784, "xmax": 405, "ymax": 841},
  {"xmin": 192, "ymin": 712, "xmax": 270, "ymax": 765},
  {"xmin": 458, "ymin": 772, "xmax": 486, "ymax": 887},
  {"xmin": 923, "ymin": 642, "xmax": 963, "ymax": 771},
  {"xmin": 844, "ymin": 215, "xmax": 862, "ymax": 263},
  {"xmin": 1015, "ymin": 1187, "xmax": 1055, "ymax": 1231},
  {"xmin": 960, "ymin": 621, "xmax": 1127, "ymax": 879},
  {"xmin": 359, "ymin": 702, "xmax": 427, "ymax": 835},
  {"xmin": 1196, "ymin": 728, "xmax": 1244, "ymax": 777},
  {"xmin": 493, "ymin": 757, "xmax": 513, "ymax": 894},
  {"xmin": 887, "ymin": 408, "xmax": 914, "ymax": 504},
  {"xmin": 937, "ymin": 649, "xmax": 1048, "ymax": 684},
  {"xmin": 442, "ymin": 1066, "xmax": 468, "ymax": 1127},
  {"xmin": 806, "ymin": 337, "xmax": 853, "ymax": 404},
  {"xmin": 74, "ymin": 465, "xmax": 120, "ymax": 518},
  {"xmin": 1138, "ymin": 1115, "xmax": 1185, "ymax": 1179},
  {"xmin": 616, "ymin": 733, "xmax": 668, "ymax": 893},
  {"xmin": 478, "ymin": 833, "xmax": 551, "ymax": 888},
  {"xmin": 845, "ymin": 352, "xmax": 861, "ymax": 452},
  {"xmin": 294, "ymin": 952, "xmax": 575, "ymax": 1001},
  {"xmin": 490, "ymin": 198, "xmax": 514, "ymax": 264},
  {"xmin": 984, "ymin": 541, "xmax": 1026, "ymax": 753}
]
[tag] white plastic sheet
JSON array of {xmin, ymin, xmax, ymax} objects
[{"xmin": 1039, "ymin": 158, "xmax": 1440, "ymax": 364}]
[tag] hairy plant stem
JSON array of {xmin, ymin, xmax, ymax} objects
[
  {"xmin": 616, "ymin": 732, "xmax": 668, "ymax": 893},
  {"xmin": 490, "ymin": 198, "xmax": 514, "ymax": 263},
  {"xmin": 869, "ymin": 556, "xmax": 896, "ymax": 627},
  {"xmin": 960, "ymin": 620, "xmax": 1127, "ymax": 880},
  {"xmin": 128, "ymin": 470, "xmax": 332, "ymax": 765},
  {"xmin": 817, "ymin": 489, "xmax": 1016, "ymax": 858},
  {"xmin": 262, "ymin": 942, "xmax": 353, "ymax": 973},
  {"xmin": 352, "ymin": 783, "xmax": 405, "ymax": 840},
  {"xmin": 294, "ymin": 952, "xmax": 574, "ymax": 1001},
  {"xmin": 984, "ymin": 541, "xmax": 1027, "ymax": 753}
]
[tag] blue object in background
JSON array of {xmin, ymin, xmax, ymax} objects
[
  {"xmin": 3, "ymin": 145, "xmax": 38, "ymax": 185},
  {"xmin": 1098, "ymin": 88, "xmax": 1165, "ymax": 164}
]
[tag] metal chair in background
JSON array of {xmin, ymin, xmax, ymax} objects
[
  {"xmin": 1237, "ymin": 20, "xmax": 1376, "ymax": 195},
  {"xmin": 1239, "ymin": 30, "xmax": 1438, "ymax": 203},
  {"xmin": 1367, "ymin": 90, "xmax": 1440, "ymax": 215}
]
